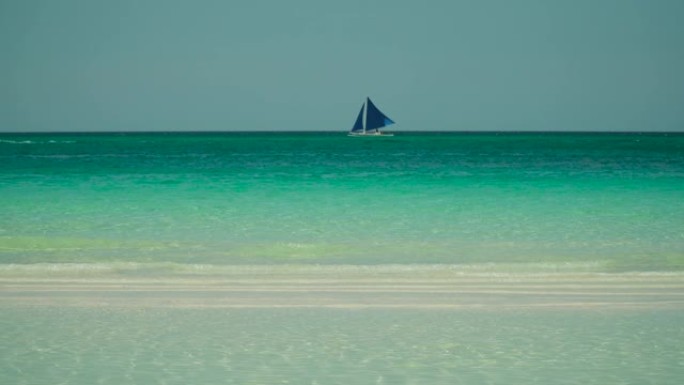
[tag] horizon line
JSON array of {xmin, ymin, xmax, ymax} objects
[{"xmin": 1, "ymin": 130, "xmax": 683, "ymax": 135}]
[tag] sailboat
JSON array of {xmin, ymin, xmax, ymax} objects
[{"xmin": 348, "ymin": 97, "xmax": 395, "ymax": 136}]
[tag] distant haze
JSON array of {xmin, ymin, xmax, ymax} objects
[{"xmin": 1, "ymin": 0, "xmax": 683, "ymax": 132}]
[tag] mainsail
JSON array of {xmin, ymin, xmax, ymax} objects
[
  {"xmin": 365, "ymin": 98, "xmax": 394, "ymax": 131},
  {"xmin": 349, "ymin": 98, "xmax": 395, "ymax": 135}
]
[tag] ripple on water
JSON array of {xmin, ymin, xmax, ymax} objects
[{"xmin": 1, "ymin": 307, "xmax": 683, "ymax": 384}]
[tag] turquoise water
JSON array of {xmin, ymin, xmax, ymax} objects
[
  {"xmin": 2, "ymin": 307, "xmax": 683, "ymax": 384},
  {"xmin": 1, "ymin": 132, "xmax": 683, "ymax": 269}
]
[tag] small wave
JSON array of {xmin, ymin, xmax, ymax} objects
[
  {"xmin": 24, "ymin": 154, "xmax": 91, "ymax": 159},
  {"xmin": 20, "ymin": 153, "xmax": 211, "ymax": 159},
  {"xmin": 0, "ymin": 139, "xmax": 76, "ymax": 144},
  {"xmin": 2, "ymin": 261, "xmax": 678, "ymax": 280},
  {"xmin": 0, "ymin": 139, "xmax": 34, "ymax": 144}
]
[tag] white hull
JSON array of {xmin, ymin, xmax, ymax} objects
[{"xmin": 348, "ymin": 132, "xmax": 394, "ymax": 137}]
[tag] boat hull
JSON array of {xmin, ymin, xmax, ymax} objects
[{"xmin": 348, "ymin": 132, "xmax": 394, "ymax": 137}]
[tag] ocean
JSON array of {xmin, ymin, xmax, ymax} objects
[
  {"xmin": 1, "ymin": 132, "xmax": 683, "ymax": 384},
  {"xmin": 1, "ymin": 132, "xmax": 683, "ymax": 269}
]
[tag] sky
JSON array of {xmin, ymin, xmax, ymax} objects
[{"xmin": 1, "ymin": 0, "xmax": 683, "ymax": 132}]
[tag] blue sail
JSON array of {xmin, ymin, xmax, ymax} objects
[
  {"xmin": 350, "ymin": 103, "xmax": 364, "ymax": 132},
  {"xmin": 365, "ymin": 98, "xmax": 394, "ymax": 130}
]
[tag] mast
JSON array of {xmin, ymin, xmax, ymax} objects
[{"xmin": 363, "ymin": 100, "xmax": 367, "ymax": 134}]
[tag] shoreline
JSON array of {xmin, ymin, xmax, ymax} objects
[{"xmin": 2, "ymin": 263, "xmax": 683, "ymax": 310}]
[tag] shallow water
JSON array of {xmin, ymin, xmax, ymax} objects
[
  {"xmin": 2, "ymin": 306, "xmax": 683, "ymax": 385},
  {"xmin": 2, "ymin": 266, "xmax": 683, "ymax": 384}
]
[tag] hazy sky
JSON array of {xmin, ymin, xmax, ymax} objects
[{"xmin": 1, "ymin": 0, "xmax": 683, "ymax": 132}]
